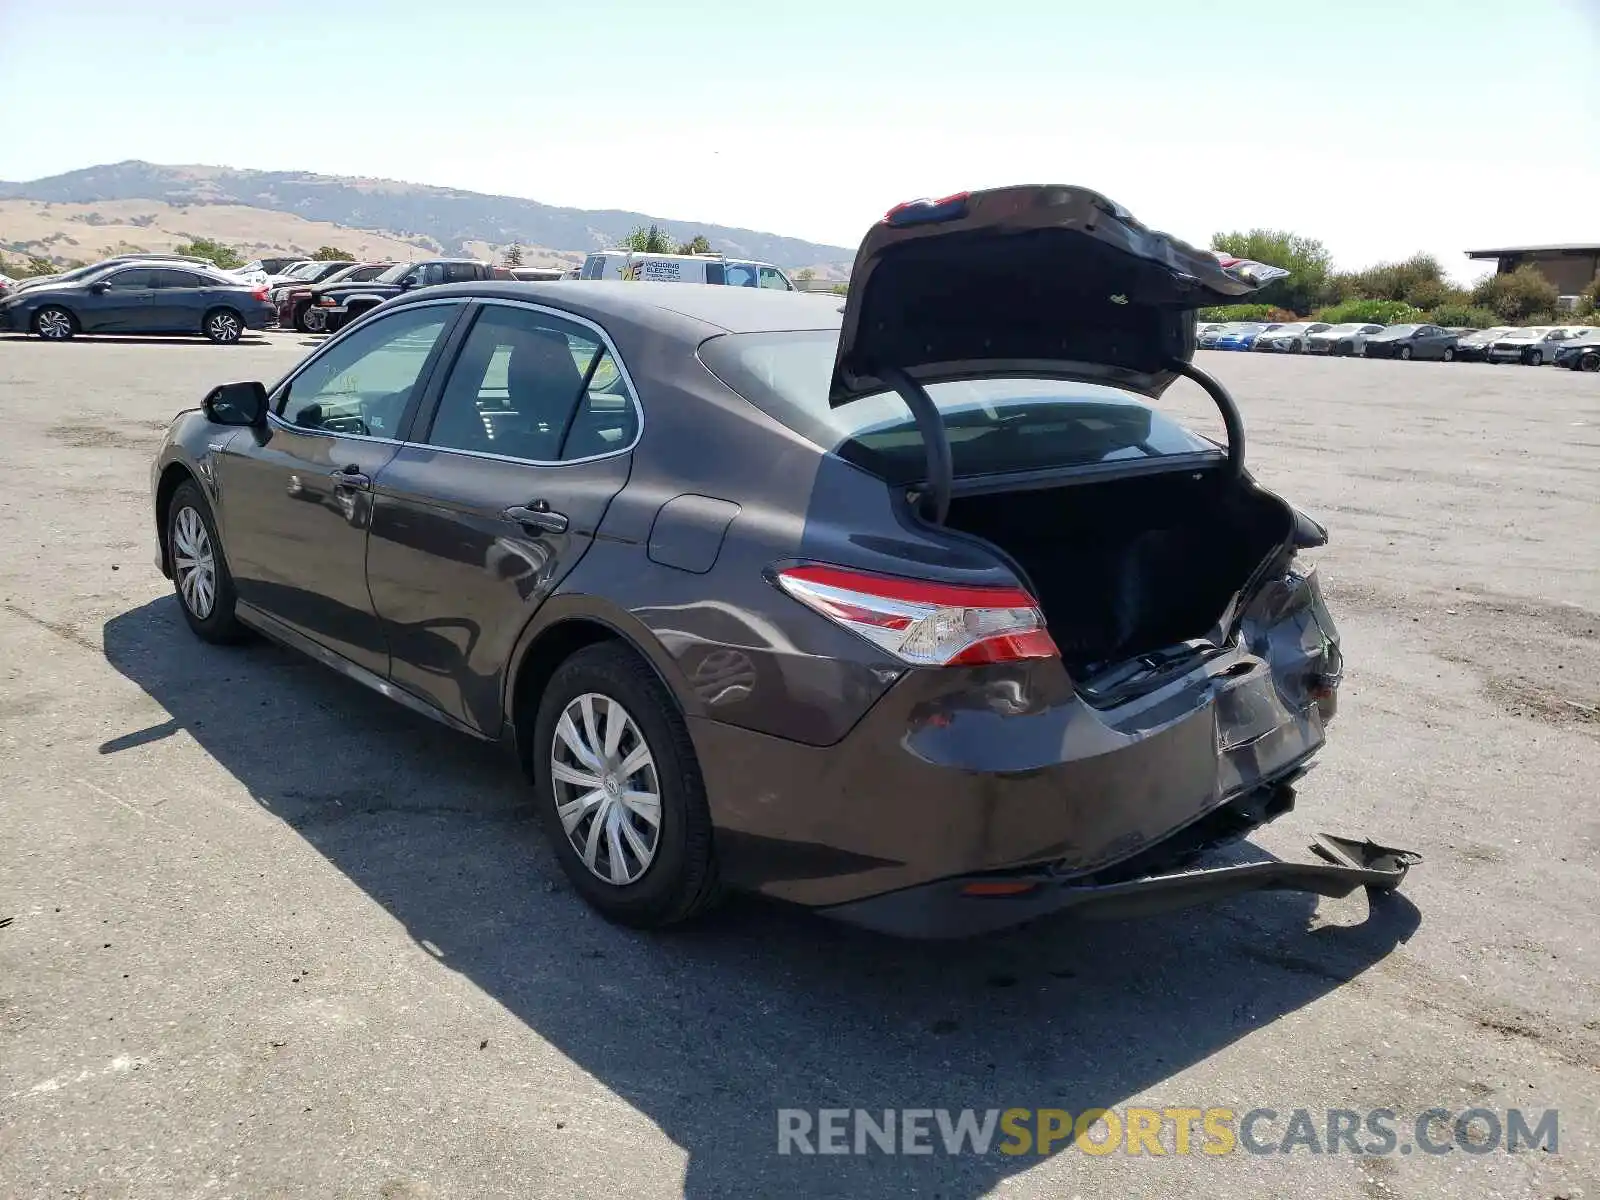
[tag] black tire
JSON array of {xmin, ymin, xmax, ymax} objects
[
  {"xmin": 1579, "ymin": 353, "xmax": 1600, "ymax": 373},
  {"xmin": 166, "ymin": 481, "xmax": 247, "ymax": 643},
  {"xmin": 1443, "ymin": 347, "xmax": 1456, "ymax": 362},
  {"xmin": 293, "ymin": 303, "xmax": 323, "ymax": 334},
  {"xmin": 1398, "ymin": 345, "xmax": 1412, "ymax": 360},
  {"xmin": 1289, "ymin": 340, "xmax": 1302, "ymax": 353},
  {"xmin": 530, "ymin": 642, "xmax": 721, "ymax": 928},
  {"xmin": 203, "ymin": 307, "xmax": 245, "ymax": 344},
  {"xmin": 1336, "ymin": 341, "xmax": 1353, "ymax": 357},
  {"xmin": 1525, "ymin": 350, "xmax": 1542, "ymax": 367},
  {"xmin": 32, "ymin": 305, "xmax": 77, "ymax": 341}
]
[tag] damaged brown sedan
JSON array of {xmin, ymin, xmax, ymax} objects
[{"xmin": 151, "ymin": 183, "xmax": 1419, "ymax": 937}]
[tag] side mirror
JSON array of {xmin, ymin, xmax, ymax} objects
[
  {"xmin": 203, "ymin": 381, "xmax": 268, "ymax": 427},
  {"xmin": 398, "ymin": 275, "xmax": 416, "ymax": 290},
  {"xmin": 90, "ymin": 281, "xmax": 111, "ymax": 294}
]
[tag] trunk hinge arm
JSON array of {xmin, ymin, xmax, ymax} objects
[
  {"xmin": 878, "ymin": 365, "xmax": 953, "ymax": 525},
  {"xmin": 1169, "ymin": 359, "xmax": 1246, "ymax": 478}
]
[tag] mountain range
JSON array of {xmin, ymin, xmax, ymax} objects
[{"xmin": 0, "ymin": 161, "xmax": 856, "ymax": 272}]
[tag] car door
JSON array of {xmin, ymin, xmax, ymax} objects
[
  {"xmin": 1417, "ymin": 325, "xmax": 1449, "ymax": 360},
  {"xmin": 211, "ymin": 300, "xmax": 466, "ymax": 675},
  {"xmin": 365, "ymin": 299, "xmax": 640, "ymax": 732},
  {"xmin": 145, "ymin": 267, "xmax": 207, "ymax": 332},
  {"xmin": 82, "ymin": 267, "xmax": 158, "ymax": 332}
]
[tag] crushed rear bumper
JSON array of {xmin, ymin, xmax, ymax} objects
[{"xmin": 820, "ymin": 831, "xmax": 1421, "ymax": 938}]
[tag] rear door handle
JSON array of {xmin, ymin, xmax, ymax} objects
[
  {"xmin": 504, "ymin": 501, "xmax": 568, "ymax": 533},
  {"xmin": 331, "ymin": 464, "xmax": 371, "ymax": 490}
]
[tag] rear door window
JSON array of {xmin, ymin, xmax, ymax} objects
[
  {"xmin": 581, "ymin": 255, "xmax": 606, "ymax": 280},
  {"xmin": 443, "ymin": 262, "xmax": 479, "ymax": 283},
  {"xmin": 699, "ymin": 329, "xmax": 1217, "ymax": 483},
  {"xmin": 147, "ymin": 269, "xmax": 205, "ymax": 289}
]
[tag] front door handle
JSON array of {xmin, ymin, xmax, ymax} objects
[
  {"xmin": 331, "ymin": 464, "xmax": 371, "ymax": 490},
  {"xmin": 503, "ymin": 501, "xmax": 568, "ymax": 534}
]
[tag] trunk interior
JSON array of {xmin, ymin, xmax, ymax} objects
[{"xmin": 943, "ymin": 468, "xmax": 1293, "ymax": 677}]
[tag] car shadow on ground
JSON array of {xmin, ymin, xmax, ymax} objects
[
  {"xmin": 0, "ymin": 333, "xmax": 270, "ymax": 346},
  {"xmin": 102, "ymin": 597, "xmax": 1420, "ymax": 1198}
]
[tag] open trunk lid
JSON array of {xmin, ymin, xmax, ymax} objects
[{"xmin": 828, "ymin": 184, "xmax": 1285, "ymax": 406}]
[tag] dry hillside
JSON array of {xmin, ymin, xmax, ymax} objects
[{"xmin": 0, "ymin": 199, "xmax": 580, "ymax": 269}]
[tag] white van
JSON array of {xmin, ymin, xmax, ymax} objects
[{"xmin": 578, "ymin": 251, "xmax": 795, "ymax": 290}]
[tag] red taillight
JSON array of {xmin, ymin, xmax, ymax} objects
[
  {"xmin": 251, "ymin": 286, "xmax": 268, "ymax": 301},
  {"xmin": 883, "ymin": 191, "xmax": 971, "ymax": 227},
  {"xmin": 774, "ymin": 564, "xmax": 1058, "ymax": 667}
]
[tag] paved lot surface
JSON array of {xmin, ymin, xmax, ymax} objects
[{"xmin": 1, "ymin": 331, "xmax": 1596, "ymax": 1199}]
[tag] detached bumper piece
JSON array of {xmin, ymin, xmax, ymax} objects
[{"xmin": 822, "ymin": 834, "xmax": 1421, "ymax": 939}]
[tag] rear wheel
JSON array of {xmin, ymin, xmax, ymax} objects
[
  {"xmin": 296, "ymin": 304, "xmax": 326, "ymax": 333},
  {"xmin": 1289, "ymin": 340, "xmax": 1302, "ymax": 353},
  {"xmin": 203, "ymin": 307, "xmax": 244, "ymax": 344},
  {"xmin": 531, "ymin": 643, "xmax": 720, "ymax": 928},
  {"xmin": 33, "ymin": 306, "xmax": 76, "ymax": 341},
  {"xmin": 1580, "ymin": 352, "xmax": 1600, "ymax": 372},
  {"xmin": 166, "ymin": 481, "xmax": 246, "ymax": 643}
]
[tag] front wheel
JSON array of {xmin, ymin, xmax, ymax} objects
[
  {"xmin": 1443, "ymin": 347, "xmax": 1456, "ymax": 362},
  {"xmin": 33, "ymin": 306, "xmax": 76, "ymax": 341},
  {"xmin": 167, "ymin": 481, "xmax": 246, "ymax": 643},
  {"xmin": 296, "ymin": 305, "xmax": 326, "ymax": 333},
  {"xmin": 1526, "ymin": 350, "xmax": 1543, "ymax": 367},
  {"xmin": 1580, "ymin": 353, "xmax": 1600, "ymax": 373},
  {"xmin": 1289, "ymin": 340, "xmax": 1302, "ymax": 353},
  {"xmin": 531, "ymin": 643, "xmax": 721, "ymax": 928},
  {"xmin": 203, "ymin": 307, "xmax": 244, "ymax": 344},
  {"xmin": 1398, "ymin": 345, "xmax": 1413, "ymax": 360}
]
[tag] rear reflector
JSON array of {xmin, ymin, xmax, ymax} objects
[
  {"xmin": 774, "ymin": 564, "xmax": 1058, "ymax": 667},
  {"xmin": 960, "ymin": 880, "xmax": 1038, "ymax": 897}
]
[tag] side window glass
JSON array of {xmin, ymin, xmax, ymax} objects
[
  {"xmin": 444, "ymin": 262, "xmax": 478, "ymax": 284},
  {"xmin": 704, "ymin": 262, "xmax": 725, "ymax": 285},
  {"xmin": 758, "ymin": 266, "xmax": 790, "ymax": 290},
  {"xmin": 106, "ymin": 269, "xmax": 152, "ymax": 289},
  {"xmin": 563, "ymin": 344, "xmax": 640, "ymax": 460},
  {"xmin": 278, "ymin": 305, "xmax": 453, "ymax": 437},
  {"xmin": 724, "ymin": 263, "xmax": 757, "ymax": 287},
  {"xmin": 148, "ymin": 270, "xmax": 201, "ymax": 289},
  {"xmin": 425, "ymin": 306, "xmax": 636, "ymax": 461}
]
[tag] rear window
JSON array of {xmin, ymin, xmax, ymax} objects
[{"xmin": 699, "ymin": 329, "xmax": 1218, "ymax": 483}]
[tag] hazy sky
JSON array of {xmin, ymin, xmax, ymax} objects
[{"xmin": 1, "ymin": 0, "xmax": 1595, "ymax": 279}]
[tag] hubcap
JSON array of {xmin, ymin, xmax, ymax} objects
[
  {"xmin": 302, "ymin": 308, "xmax": 326, "ymax": 332},
  {"xmin": 550, "ymin": 693, "xmax": 661, "ymax": 885},
  {"xmin": 210, "ymin": 313, "xmax": 242, "ymax": 342},
  {"xmin": 37, "ymin": 310, "xmax": 71, "ymax": 339},
  {"xmin": 172, "ymin": 506, "xmax": 217, "ymax": 618}
]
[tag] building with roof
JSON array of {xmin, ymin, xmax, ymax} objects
[{"xmin": 1464, "ymin": 244, "xmax": 1600, "ymax": 296}]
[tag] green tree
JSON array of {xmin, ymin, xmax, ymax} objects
[
  {"xmin": 172, "ymin": 236, "xmax": 245, "ymax": 270},
  {"xmin": 1210, "ymin": 229, "xmax": 1332, "ymax": 316},
  {"xmin": 24, "ymin": 255, "xmax": 58, "ymax": 277},
  {"xmin": 503, "ymin": 242, "xmax": 525, "ymax": 267},
  {"xmin": 795, "ymin": 267, "xmax": 817, "ymax": 282},
  {"xmin": 1428, "ymin": 304, "xmax": 1498, "ymax": 329},
  {"xmin": 311, "ymin": 245, "xmax": 353, "ymax": 261},
  {"xmin": 676, "ymin": 234, "xmax": 713, "ymax": 255},
  {"xmin": 1470, "ymin": 265, "xmax": 1559, "ymax": 323},
  {"xmin": 619, "ymin": 224, "xmax": 676, "ymax": 253},
  {"xmin": 1313, "ymin": 299, "xmax": 1427, "ymax": 325}
]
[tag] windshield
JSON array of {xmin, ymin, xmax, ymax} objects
[
  {"xmin": 699, "ymin": 329, "xmax": 1218, "ymax": 484},
  {"xmin": 375, "ymin": 263, "xmax": 416, "ymax": 284}
]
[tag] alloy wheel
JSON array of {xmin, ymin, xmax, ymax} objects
[
  {"xmin": 35, "ymin": 308, "xmax": 73, "ymax": 340},
  {"xmin": 172, "ymin": 506, "xmax": 216, "ymax": 619},
  {"xmin": 1527, "ymin": 351, "xmax": 1542, "ymax": 367},
  {"xmin": 301, "ymin": 307, "xmax": 326, "ymax": 333},
  {"xmin": 550, "ymin": 693, "xmax": 662, "ymax": 885},
  {"xmin": 207, "ymin": 311, "xmax": 243, "ymax": 343},
  {"xmin": 1399, "ymin": 346, "xmax": 1412, "ymax": 360}
]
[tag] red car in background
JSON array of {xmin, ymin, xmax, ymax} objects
[{"xmin": 277, "ymin": 262, "xmax": 393, "ymax": 332}]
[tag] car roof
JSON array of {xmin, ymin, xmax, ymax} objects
[{"xmin": 404, "ymin": 280, "xmax": 845, "ymax": 335}]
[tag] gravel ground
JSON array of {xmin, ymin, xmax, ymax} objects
[{"xmin": 0, "ymin": 331, "xmax": 1596, "ymax": 1199}]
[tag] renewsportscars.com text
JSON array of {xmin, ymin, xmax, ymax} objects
[{"xmin": 776, "ymin": 1106, "xmax": 1559, "ymax": 1157}]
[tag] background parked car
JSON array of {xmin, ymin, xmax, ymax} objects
[
  {"xmin": 308, "ymin": 258, "xmax": 507, "ymax": 332},
  {"xmin": 1361, "ymin": 323, "xmax": 1464, "ymax": 361},
  {"xmin": 276, "ymin": 262, "xmax": 392, "ymax": 331},
  {"xmin": 1253, "ymin": 321, "xmax": 1331, "ymax": 353},
  {"xmin": 1213, "ymin": 322, "xmax": 1282, "ymax": 350},
  {"xmin": 0, "ymin": 271, "xmax": 15, "ymax": 301},
  {"xmin": 1553, "ymin": 331, "xmax": 1600, "ymax": 371},
  {"xmin": 1306, "ymin": 323, "xmax": 1385, "ymax": 356},
  {"xmin": 1448, "ymin": 326, "xmax": 1514, "ymax": 362},
  {"xmin": 1487, "ymin": 326, "xmax": 1590, "ymax": 365},
  {"xmin": 257, "ymin": 256, "xmax": 304, "ymax": 275},
  {"xmin": 266, "ymin": 260, "xmax": 354, "ymax": 317},
  {"xmin": 0, "ymin": 261, "xmax": 273, "ymax": 343}
]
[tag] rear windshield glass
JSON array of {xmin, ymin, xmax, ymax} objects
[{"xmin": 698, "ymin": 329, "xmax": 1218, "ymax": 483}]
